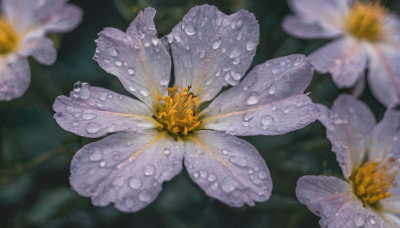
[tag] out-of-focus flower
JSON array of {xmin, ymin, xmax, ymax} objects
[
  {"xmin": 54, "ymin": 5, "xmax": 320, "ymax": 212},
  {"xmin": 0, "ymin": 0, "xmax": 82, "ymax": 101},
  {"xmin": 283, "ymin": 0, "xmax": 400, "ymax": 107},
  {"xmin": 297, "ymin": 95, "xmax": 400, "ymax": 227}
]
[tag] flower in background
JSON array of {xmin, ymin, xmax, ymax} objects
[
  {"xmin": 54, "ymin": 5, "xmax": 319, "ymax": 212},
  {"xmin": 283, "ymin": 0, "xmax": 400, "ymax": 107},
  {"xmin": 297, "ymin": 95, "xmax": 400, "ymax": 227},
  {"xmin": 0, "ymin": 0, "xmax": 82, "ymax": 101}
]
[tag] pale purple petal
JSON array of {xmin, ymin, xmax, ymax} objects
[
  {"xmin": 309, "ymin": 38, "xmax": 368, "ymax": 88},
  {"xmin": 2, "ymin": 0, "xmax": 82, "ymax": 38},
  {"xmin": 94, "ymin": 8, "xmax": 171, "ymax": 106},
  {"xmin": 367, "ymin": 44, "xmax": 400, "ymax": 107},
  {"xmin": 296, "ymin": 175, "xmax": 367, "ymax": 228},
  {"xmin": 170, "ymin": 5, "xmax": 259, "ymax": 103},
  {"xmin": 282, "ymin": 15, "xmax": 341, "ymax": 39},
  {"xmin": 369, "ymin": 110, "xmax": 400, "ymax": 161},
  {"xmin": 201, "ymin": 55, "xmax": 319, "ymax": 136},
  {"xmin": 318, "ymin": 95, "xmax": 376, "ymax": 178},
  {"xmin": 184, "ymin": 130, "xmax": 271, "ymax": 207},
  {"xmin": 70, "ymin": 130, "xmax": 183, "ymax": 212},
  {"xmin": 288, "ymin": 0, "xmax": 349, "ymax": 33},
  {"xmin": 18, "ymin": 38, "xmax": 56, "ymax": 65},
  {"xmin": 0, "ymin": 57, "xmax": 30, "ymax": 101},
  {"xmin": 53, "ymin": 85, "xmax": 156, "ymax": 138}
]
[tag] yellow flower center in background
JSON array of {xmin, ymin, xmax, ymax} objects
[
  {"xmin": 350, "ymin": 158, "xmax": 398, "ymax": 207},
  {"xmin": 0, "ymin": 17, "xmax": 18, "ymax": 55},
  {"xmin": 345, "ymin": 1, "xmax": 387, "ymax": 42},
  {"xmin": 155, "ymin": 85, "xmax": 201, "ymax": 136}
]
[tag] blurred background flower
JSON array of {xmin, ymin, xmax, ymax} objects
[{"xmin": 0, "ymin": 0, "xmax": 399, "ymax": 227}]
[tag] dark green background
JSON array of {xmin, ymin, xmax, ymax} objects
[{"xmin": 1, "ymin": 0, "xmax": 398, "ymax": 227}]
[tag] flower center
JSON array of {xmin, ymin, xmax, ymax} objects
[
  {"xmin": 349, "ymin": 158, "xmax": 398, "ymax": 207},
  {"xmin": 154, "ymin": 85, "xmax": 201, "ymax": 136},
  {"xmin": 0, "ymin": 17, "xmax": 18, "ymax": 55},
  {"xmin": 345, "ymin": 1, "xmax": 387, "ymax": 42}
]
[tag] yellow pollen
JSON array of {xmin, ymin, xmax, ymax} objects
[
  {"xmin": 0, "ymin": 17, "xmax": 18, "ymax": 55},
  {"xmin": 345, "ymin": 1, "xmax": 388, "ymax": 42},
  {"xmin": 350, "ymin": 158, "xmax": 398, "ymax": 207},
  {"xmin": 154, "ymin": 85, "xmax": 201, "ymax": 136}
]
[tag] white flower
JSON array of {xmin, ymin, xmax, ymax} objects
[
  {"xmin": 0, "ymin": 0, "xmax": 82, "ymax": 101},
  {"xmin": 54, "ymin": 6, "xmax": 319, "ymax": 212},
  {"xmin": 283, "ymin": 0, "xmax": 400, "ymax": 107}
]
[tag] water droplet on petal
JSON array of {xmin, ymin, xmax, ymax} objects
[
  {"xmin": 164, "ymin": 148, "xmax": 170, "ymax": 155},
  {"xmin": 128, "ymin": 68, "xmax": 135, "ymax": 75},
  {"xmin": 115, "ymin": 60, "xmax": 122, "ymax": 67},
  {"xmin": 112, "ymin": 176, "xmax": 125, "ymax": 187},
  {"xmin": 246, "ymin": 42, "xmax": 256, "ymax": 51},
  {"xmin": 159, "ymin": 77, "xmax": 169, "ymax": 86},
  {"xmin": 243, "ymin": 113, "xmax": 253, "ymax": 121},
  {"xmin": 199, "ymin": 49, "xmax": 206, "ymax": 59},
  {"xmin": 128, "ymin": 176, "xmax": 142, "ymax": 189},
  {"xmin": 269, "ymin": 85, "xmax": 276, "ymax": 95},
  {"xmin": 258, "ymin": 170, "xmax": 268, "ymax": 179},
  {"xmin": 144, "ymin": 164, "xmax": 155, "ymax": 176},
  {"xmin": 230, "ymin": 157, "xmax": 248, "ymax": 167},
  {"xmin": 99, "ymin": 161, "xmax": 106, "ymax": 167},
  {"xmin": 221, "ymin": 177, "xmax": 239, "ymax": 193},
  {"xmin": 354, "ymin": 213, "xmax": 365, "ymax": 227},
  {"xmin": 72, "ymin": 121, "xmax": 79, "ymax": 126},
  {"xmin": 231, "ymin": 72, "xmax": 241, "ymax": 81},
  {"xmin": 128, "ymin": 86, "xmax": 136, "ymax": 92},
  {"xmin": 208, "ymin": 173, "xmax": 217, "ymax": 182},
  {"xmin": 109, "ymin": 48, "xmax": 118, "ymax": 56},
  {"xmin": 229, "ymin": 49, "xmax": 240, "ymax": 58},
  {"xmin": 90, "ymin": 149, "xmax": 103, "ymax": 161},
  {"xmin": 368, "ymin": 215, "xmax": 376, "ymax": 224},
  {"xmin": 212, "ymin": 38, "xmax": 222, "ymax": 49},
  {"xmin": 86, "ymin": 122, "xmax": 101, "ymax": 134},
  {"xmin": 139, "ymin": 190, "xmax": 152, "ymax": 202},
  {"xmin": 184, "ymin": 24, "xmax": 196, "ymax": 36},
  {"xmin": 199, "ymin": 170, "xmax": 208, "ymax": 178},
  {"xmin": 139, "ymin": 88, "xmax": 149, "ymax": 97},
  {"xmin": 221, "ymin": 149, "xmax": 230, "ymax": 155},
  {"xmin": 246, "ymin": 92, "xmax": 261, "ymax": 105},
  {"xmin": 237, "ymin": 20, "xmax": 243, "ymax": 27},
  {"xmin": 261, "ymin": 115, "xmax": 274, "ymax": 129},
  {"xmin": 151, "ymin": 37, "xmax": 159, "ymax": 46},
  {"xmin": 82, "ymin": 110, "xmax": 97, "ymax": 120}
]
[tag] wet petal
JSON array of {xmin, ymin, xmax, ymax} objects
[
  {"xmin": 184, "ymin": 130, "xmax": 272, "ymax": 207},
  {"xmin": 170, "ymin": 5, "xmax": 259, "ymax": 103},
  {"xmin": 94, "ymin": 8, "xmax": 171, "ymax": 106},
  {"xmin": 369, "ymin": 110, "xmax": 400, "ymax": 161},
  {"xmin": 53, "ymin": 85, "xmax": 156, "ymax": 138},
  {"xmin": 309, "ymin": 38, "xmax": 368, "ymax": 88},
  {"xmin": 318, "ymin": 95, "xmax": 376, "ymax": 178},
  {"xmin": 0, "ymin": 57, "xmax": 30, "ymax": 101},
  {"xmin": 296, "ymin": 175, "xmax": 368, "ymax": 228},
  {"xmin": 18, "ymin": 38, "xmax": 56, "ymax": 65},
  {"xmin": 288, "ymin": 0, "xmax": 349, "ymax": 32},
  {"xmin": 200, "ymin": 55, "xmax": 319, "ymax": 136},
  {"xmin": 282, "ymin": 15, "xmax": 341, "ymax": 39},
  {"xmin": 2, "ymin": 0, "xmax": 82, "ymax": 38},
  {"xmin": 70, "ymin": 130, "xmax": 183, "ymax": 212},
  {"xmin": 368, "ymin": 44, "xmax": 400, "ymax": 107}
]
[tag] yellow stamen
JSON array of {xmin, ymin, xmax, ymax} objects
[
  {"xmin": 154, "ymin": 85, "xmax": 201, "ymax": 136},
  {"xmin": 350, "ymin": 158, "xmax": 398, "ymax": 207},
  {"xmin": 0, "ymin": 17, "xmax": 18, "ymax": 55},
  {"xmin": 345, "ymin": 1, "xmax": 388, "ymax": 42}
]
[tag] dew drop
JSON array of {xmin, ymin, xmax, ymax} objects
[
  {"xmin": 144, "ymin": 164, "xmax": 155, "ymax": 176},
  {"xmin": 99, "ymin": 161, "xmax": 106, "ymax": 167},
  {"xmin": 128, "ymin": 176, "xmax": 142, "ymax": 189},
  {"xmin": 230, "ymin": 157, "xmax": 248, "ymax": 167},
  {"xmin": 232, "ymin": 58, "xmax": 240, "ymax": 65},
  {"xmin": 143, "ymin": 40, "xmax": 151, "ymax": 47},
  {"xmin": 128, "ymin": 68, "xmax": 135, "ymax": 75},
  {"xmin": 199, "ymin": 49, "xmax": 206, "ymax": 59},
  {"xmin": 212, "ymin": 38, "xmax": 222, "ymax": 49},
  {"xmin": 164, "ymin": 148, "xmax": 170, "ymax": 155},
  {"xmin": 90, "ymin": 149, "xmax": 103, "ymax": 161},
  {"xmin": 112, "ymin": 176, "xmax": 125, "ymax": 187},
  {"xmin": 86, "ymin": 122, "xmax": 101, "ymax": 134},
  {"xmin": 139, "ymin": 190, "xmax": 152, "ymax": 202},
  {"xmin": 184, "ymin": 24, "xmax": 196, "ymax": 36},
  {"xmin": 242, "ymin": 113, "xmax": 253, "ymax": 121},
  {"xmin": 221, "ymin": 149, "xmax": 230, "ymax": 155},
  {"xmin": 237, "ymin": 20, "xmax": 243, "ymax": 27},
  {"xmin": 114, "ymin": 60, "xmax": 122, "ymax": 67},
  {"xmin": 109, "ymin": 48, "xmax": 118, "ymax": 56},
  {"xmin": 229, "ymin": 49, "xmax": 240, "ymax": 58},
  {"xmin": 246, "ymin": 92, "xmax": 261, "ymax": 105},
  {"xmin": 246, "ymin": 42, "xmax": 256, "ymax": 51},
  {"xmin": 231, "ymin": 72, "xmax": 241, "ymax": 81},
  {"xmin": 159, "ymin": 77, "xmax": 169, "ymax": 86},
  {"xmin": 82, "ymin": 110, "xmax": 97, "ymax": 120},
  {"xmin": 354, "ymin": 213, "xmax": 365, "ymax": 227},
  {"xmin": 128, "ymin": 86, "xmax": 136, "ymax": 92},
  {"xmin": 221, "ymin": 177, "xmax": 239, "ymax": 193},
  {"xmin": 269, "ymin": 85, "xmax": 276, "ymax": 95},
  {"xmin": 208, "ymin": 173, "xmax": 217, "ymax": 182},
  {"xmin": 72, "ymin": 121, "xmax": 79, "ymax": 126},
  {"xmin": 139, "ymin": 88, "xmax": 150, "ymax": 97},
  {"xmin": 210, "ymin": 181, "xmax": 219, "ymax": 190},
  {"xmin": 261, "ymin": 115, "xmax": 274, "ymax": 128},
  {"xmin": 151, "ymin": 37, "xmax": 159, "ymax": 46},
  {"xmin": 258, "ymin": 170, "xmax": 268, "ymax": 179},
  {"xmin": 199, "ymin": 170, "xmax": 208, "ymax": 178}
]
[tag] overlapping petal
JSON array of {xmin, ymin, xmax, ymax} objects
[
  {"xmin": 201, "ymin": 55, "xmax": 319, "ymax": 136},
  {"xmin": 18, "ymin": 38, "xmax": 56, "ymax": 65},
  {"xmin": 169, "ymin": 5, "xmax": 259, "ymax": 103},
  {"xmin": 0, "ymin": 57, "xmax": 30, "ymax": 101},
  {"xmin": 296, "ymin": 175, "xmax": 369, "ymax": 228},
  {"xmin": 184, "ymin": 130, "xmax": 272, "ymax": 207},
  {"xmin": 94, "ymin": 8, "xmax": 171, "ymax": 106},
  {"xmin": 282, "ymin": 16, "xmax": 342, "ymax": 39},
  {"xmin": 53, "ymin": 85, "xmax": 156, "ymax": 138},
  {"xmin": 309, "ymin": 38, "xmax": 368, "ymax": 87},
  {"xmin": 368, "ymin": 44, "xmax": 400, "ymax": 107},
  {"xmin": 318, "ymin": 95, "xmax": 376, "ymax": 178},
  {"xmin": 70, "ymin": 130, "xmax": 183, "ymax": 212}
]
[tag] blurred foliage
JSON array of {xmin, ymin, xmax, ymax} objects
[{"xmin": 1, "ymin": 0, "xmax": 399, "ymax": 227}]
